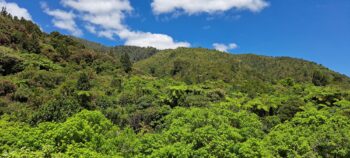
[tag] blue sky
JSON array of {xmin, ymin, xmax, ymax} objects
[{"xmin": 1, "ymin": 0, "xmax": 350, "ymax": 76}]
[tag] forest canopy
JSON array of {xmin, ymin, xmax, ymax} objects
[{"xmin": 1, "ymin": 9, "xmax": 350, "ymax": 157}]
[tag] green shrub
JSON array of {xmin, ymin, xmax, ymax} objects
[
  {"xmin": 0, "ymin": 52, "xmax": 24, "ymax": 75},
  {"xmin": 11, "ymin": 86, "xmax": 30, "ymax": 103},
  {"xmin": 31, "ymin": 96, "xmax": 81, "ymax": 124},
  {"xmin": 22, "ymin": 53, "xmax": 61, "ymax": 71},
  {"xmin": 20, "ymin": 70, "xmax": 64, "ymax": 89},
  {"xmin": 0, "ymin": 80, "xmax": 16, "ymax": 96},
  {"xmin": 312, "ymin": 70, "xmax": 330, "ymax": 86},
  {"xmin": 77, "ymin": 72, "xmax": 92, "ymax": 91}
]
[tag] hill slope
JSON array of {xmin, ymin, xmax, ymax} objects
[
  {"xmin": 1, "ymin": 10, "xmax": 350, "ymax": 157},
  {"xmin": 135, "ymin": 48, "xmax": 350, "ymax": 86},
  {"xmin": 72, "ymin": 37, "xmax": 159, "ymax": 62}
]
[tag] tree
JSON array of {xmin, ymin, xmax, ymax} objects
[
  {"xmin": 312, "ymin": 71, "xmax": 329, "ymax": 86},
  {"xmin": 171, "ymin": 60, "xmax": 189, "ymax": 76},
  {"xmin": 1, "ymin": 7, "xmax": 8, "ymax": 16},
  {"xmin": 120, "ymin": 53, "xmax": 132, "ymax": 73},
  {"xmin": 30, "ymin": 96, "xmax": 81, "ymax": 124},
  {"xmin": 110, "ymin": 77, "xmax": 122, "ymax": 91},
  {"xmin": 11, "ymin": 31, "xmax": 25, "ymax": 45},
  {"xmin": 0, "ymin": 80, "xmax": 16, "ymax": 96},
  {"xmin": 77, "ymin": 72, "xmax": 91, "ymax": 91},
  {"xmin": 0, "ymin": 32, "xmax": 10, "ymax": 45},
  {"xmin": 263, "ymin": 108, "xmax": 350, "ymax": 157},
  {"xmin": 22, "ymin": 37, "xmax": 41, "ymax": 54},
  {"xmin": 0, "ymin": 53, "xmax": 24, "ymax": 75}
]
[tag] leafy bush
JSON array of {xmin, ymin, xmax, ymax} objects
[
  {"xmin": 20, "ymin": 70, "xmax": 64, "ymax": 89},
  {"xmin": 313, "ymin": 70, "xmax": 330, "ymax": 86},
  {"xmin": 0, "ymin": 80, "xmax": 16, "ymax": 96},
  {"xmin": 0, "ymin": 52, "xmax": 24, "ymax": 75},
  {"xmin": 10, "ymin": 86, "xmax": 30, "ymax": 103},
  {"xmin": 22, "ymin": 53, "xmax": 61, "ymax": 71},
  {"xmin": 31, "ymin": 96, "xmax": 81, "ymax": 124},
  {"xmin": 77, "ymin": 72, "xmax": 92, "ymax": 91}
]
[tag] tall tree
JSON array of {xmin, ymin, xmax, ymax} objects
[
  {"xmin": 312, "ymin": 71, "xmax": 329, "ymax": 86},
  {"xmin": 1, "ymin": 7, "xmax": 8, "ymax": 16},
  {"xmin": 77, "ymin": 72, "xmax": 91, "ymax": 91},
  {"xmin": 120, "ymin": 53, "xmax": 132, "ymax": 73}
]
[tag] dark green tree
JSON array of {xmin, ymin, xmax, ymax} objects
[
  {"xmin": 77, "ymin": 72, "xmax": 91, "ymax": 91},
  {"xmin": 11, "ymin": 31, "xmax": 25, "ymax": 45},
  {"xmin": 30, "ymin": 96, "xmax": 81, "ymax": 124},
  {"xmin": 1, "ymin": 7, "xmax": 8, "ymax": 16},
  {"xmin": 312, "ymin": 71, "xmax": 329, "ymax": 86},
  {"xmin": 76, "ymin": 72, "xmax": 93, "ymax": 109},
  {"xmin": 110, "ymin": 77, "xmax": 122, "ymax": 90},
  {"xmin": 0, "ymin": 53, "xmax": 24, "ymax": 75},
  {"xmin": 0, "ymin": 80, "xmax": 16, "ymax": 96},
  {"xmin": 22, "ymin": 37, "xmax": 41, "ymax": 54},
  {"xmin": 120, "ymin": 53, "xmax": 132, "ymax": 73},
  {"xmin": 55, "ymin": 44, "xmax": 70, "ymax": 59},
  {"xmin": 171, "ymin": 60, "xmax": 189, "ymax": 76},
  {"xmin": 0, "ymin": 32, "xmax": 10, "ymax": 45}
]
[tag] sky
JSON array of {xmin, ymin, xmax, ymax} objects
[{"xmin": 1, "ymin": 0, "xmax": 349, "ymax": 76}]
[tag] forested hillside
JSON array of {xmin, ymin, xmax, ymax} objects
[
  {"xmin": 135, "ymin": 48, "xmax": 350, "ymax": 86},
  {"xmin": 1, "ymin": 9, "xmax": 350, "ymax": 157},
  {"xmin": 72, "ymin": 37, "xmax": 159, "ymax": 62}
]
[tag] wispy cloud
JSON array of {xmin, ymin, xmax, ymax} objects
[
  {"xmin": 41, "ymin": 2, "xmax": 82, "ymax": 36},
  {"xmin": 213, "ymin": 43, "xmax": 238, "ymax": 52},
  {"xmin": 84, "ymin": 24, "xmax": 96, "ymax": 34},
  {"xmin": 151, "ymin": 0, "xmax": 269, "ymax": 15},
  {"xmin": 54, "ymin": 0, "xmax": 190, "ymax": 49},
  {"xmin": 119, "ymin": 30, "xmax": 190, "ymax": 49}
]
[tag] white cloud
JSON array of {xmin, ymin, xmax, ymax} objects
[
  {"xmin": 57, "ymin": 0, "xmax": 190, "ymax": 49},
  {"xmin": 61, "ymin": 0, "xmax": 131, "ymax": 30},
  {"xmin": 82, "ymin": 13, "xmax": 125, "ymax": 30},
  {"xmin": 118, "ymin": 30, "xmax": 190, "ymax": 49},
  {"xmin": 41, "ymin": 2, "xmax": 82, "ymax": 36},
  {"xmin": 151, "ymin": 0, "xmax": 269, "ymax": 15},
  {"xmin": 0, "ymin": 0, "xmax": 32, "ymax": 20},
  {"xmin": 213, "ymin": 43, "xmax": 238, "ymax": 52},
  {"xmin": 61, "ymin": 0, "xmax": 133, "ymax": 14},
  {"xmin": 85, "ymin": 24, "xmax": 96, "ymax": 34},
  {"xmin": 98, "ymin": 30, "xmax": 115, "ymax": 40}
]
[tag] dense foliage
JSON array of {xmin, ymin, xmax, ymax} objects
[
  {"xmin": 1, "ymin": 10, "xmax": 350, "ymax": 157},
  {"xmin": 135, "ymin": 48, "xmax": 350, "ymax": 87},
  {"xmin": 72, "ymin": 37, "xmax": 159, "ymax": 63}
]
